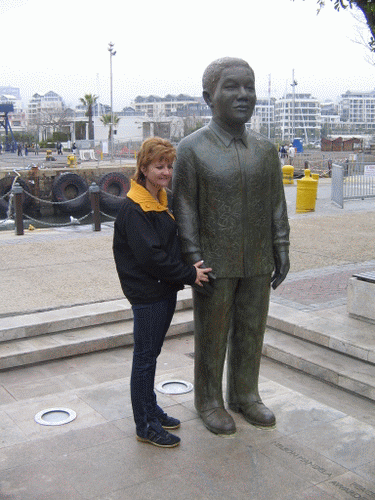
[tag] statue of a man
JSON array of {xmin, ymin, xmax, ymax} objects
[{"xmin": 173, "ymin": 57, "xmax": 290, "ymax": 435}]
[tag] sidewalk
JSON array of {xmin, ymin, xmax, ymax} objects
[
  {"xmin": 1, "ymin": 179, "xmax": 374, "ymax": 317},
  {"xmin": 0, "ymin": 180, "xmax": 375, "ymax": 499}
]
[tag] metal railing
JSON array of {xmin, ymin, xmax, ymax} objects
[{"xmin": 331, "ymin": 161, "xmax": 375, "ymax": 208}]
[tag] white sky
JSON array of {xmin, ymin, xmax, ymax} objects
[{"xmin": 1, "ymin": 0, "xmax": 375, "ymax": 110}]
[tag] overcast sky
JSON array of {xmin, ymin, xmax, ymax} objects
[{"xmin": 1, "ymin": 0, "xmax": 375, "ymax": 110}]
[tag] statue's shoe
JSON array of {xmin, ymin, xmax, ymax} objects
[
  {"xmin": 198, "ymin": 407, "xmax": 236, "ymax": 435},
  {"xmin": 228, "ymin": 401, "xmax": 276, "ymax": 428}
]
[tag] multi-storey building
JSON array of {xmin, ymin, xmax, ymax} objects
[
  {"xmin": 28, "ymin": 91, "xmax": 65, "ymax": 121},
  {"xmin": 274, "ymin": 93, "xmax": 321, "ymax": 143},
  {"xmin": 339, "ymin": 90, "xmax": 375, "ymax": 132},
  {"xmin": 251, "ymin": 98, "xmax": 276, "ymax": 136},
  {"xmin": 131, "ymin": 94, "xmax": 209, "ymax": 119},
  {"xmin": 0, "ymin": 88, "xmax": 27, "ymax": 134},
  {"xmin": 74, "ymin": 101, "xmax": 111, "ymax": 119},
  {"xmin": 28, "ymin": 91, "xmax": 67, "ymax": 140},
  {"xmin": 0, "ymin": 87, "xmax": 21, "ymax": 100}
]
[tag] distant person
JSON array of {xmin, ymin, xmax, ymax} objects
[
  {"xmin": 113, "ymin": 137, "xmax": 211, "ymax": 448},
  {"xmin": 288, "ymin": 144, "xmax": 296, "ymax": 164},
  {"xmin": 17, "ymin": 144, "xmax": 22, "ymax": 157},
  {"xmin": 35, "ymin": 143, "xmax": 39, "ymax": 155},
  {"xmin": 280, "ymin": 145, "xmax": 287, "ymax": 165},
  {"xmin": 0, "ymin": 143, "xmax": 2, "ymax": 154},
  {"xmin": 72, "ymin": 142, "xmax": 77, "ymax": 155}
]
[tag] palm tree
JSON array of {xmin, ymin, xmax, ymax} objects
[
  {"xmin": 80, "ymin": 94, "xmax": 98, "ymax": 140},
  {"xmin": 100, "ymin": 113, "xmax": 120, "ymax": 141}
]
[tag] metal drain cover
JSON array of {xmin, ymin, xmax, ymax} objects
[
  {"xmin": 156, "ymin": 380, "xmax": 193, "ymax": 395},
  {"xmin": 35, "ymin": 408, "xmax": 76, "ymax": 426}
]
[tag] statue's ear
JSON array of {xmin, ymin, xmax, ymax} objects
[{"xmin": 203, "ymin": 91, "xmax": 212, "ymax": 108}]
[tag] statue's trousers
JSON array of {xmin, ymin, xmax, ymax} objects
[{"xmin": 193, "ymin": 275, "xmax": 271, "ymax": 413}]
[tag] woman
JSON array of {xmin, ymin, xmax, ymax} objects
[{"xmin": 113, "ymin": 137, "xmax": 211, "ymax": 448}]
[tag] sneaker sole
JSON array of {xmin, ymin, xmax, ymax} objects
[
  {"xmin": 161, "ymin": 423, "xmax": 181, "ymax": 430},
  {"xmin": 136, "ymin": 436, "xmax": 180, "ymax": 448}
]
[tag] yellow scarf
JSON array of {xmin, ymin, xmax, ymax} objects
[{"xmin": 127, "ymin": 179, "xmax": 175, "ymax": 219}]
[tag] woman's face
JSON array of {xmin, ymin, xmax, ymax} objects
[{"xmin": 142, "ymin": 158, "xmax": 173, "ymax": 192}]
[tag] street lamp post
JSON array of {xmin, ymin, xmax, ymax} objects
[
  {"xmin": 291, "ymin": 69, "xmax": 297, "ymax": 144},
  {"xmin": 108, "ymin": 42, "xmax": 116, "ymax": 161}
]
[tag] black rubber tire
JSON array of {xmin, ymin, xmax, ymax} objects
[
  {"xmin": 0, "ymin": 176, "xmax": 32, "ymax": 211},
  {"xmin": 98, "ymin": 172, "xmax": 130, "ymax": 211},
  {"xmin": 52, "ymin": 173, "xmax": 89, "ymax": 213},
  {"xmin": 0, "ymin": 198, "xmax": 8, "ymax": 218}
]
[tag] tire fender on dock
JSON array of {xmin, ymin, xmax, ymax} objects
[
  {"xmin": 0, "ymin": 176, "xmax": 32, "ymax": 214},
  {"xmin": 0, "ymin": 198, "xmax": 8, "ymax": 219},
  {"xmin": 98, "ymin": 172, "xmax": 130, "ymax": 212},
  {"xmin": 52, "ymin": 173, "xmax": 89, "ymax": 213}
]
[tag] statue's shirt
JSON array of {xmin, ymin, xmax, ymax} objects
[{"xmin": 173, "ymin": 120, "xmax": 290, "ymax": 278}]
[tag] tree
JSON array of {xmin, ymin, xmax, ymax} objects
[
  {"xmin": 80, "ymin": 94, "xmax": 98, "ymax": 140},
  {"xmin": 100, "ymin": 113, "xmax": 120, "ymax": 140},
  {"xmin": 29, "ymin": 107, "xmax": 71, "ymax": 142},
  {"xmin": 311, "ymin": 1, "xmax": 375, "ymax": 51}
]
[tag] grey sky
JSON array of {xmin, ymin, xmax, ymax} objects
[{"xmin": 2, "ymin": 0, "xmax": 374, "ymax": 109}]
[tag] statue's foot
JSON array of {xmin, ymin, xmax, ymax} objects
[
  {"xmin": 228, "ymin": 401, "xmax": 276, "ymax": 428},
  {"xmin": 198, "ymin": 407, "xmax": 236, "ymax": 435}
]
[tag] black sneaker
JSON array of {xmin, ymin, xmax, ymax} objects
[
  {"xmin": 137, "ymin": 427, "xmax": 181, "ymax": 448},
  {"xmin": 157, "ymin": 412, "xmax": 181, "ymax": 430}
]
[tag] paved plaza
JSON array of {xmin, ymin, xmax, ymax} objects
[{"xmin": 0, "ymin": 172, "xmax": 375, "ymax": 499}]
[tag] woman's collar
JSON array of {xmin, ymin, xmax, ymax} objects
[{"xmin": 127, "ymin": 179, "xmax": 173, "ymax": 217}]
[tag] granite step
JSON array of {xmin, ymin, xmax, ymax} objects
[
  {"xmin": 263, "ymin": 328, "xmax": 375, "ymax": 402},
  {"xmin": 0, "ymin": 308, "xmax": 194, "ymax": 370},
  {"xmin": 1, "ymin": 288, "xmax": 374, "ymax": 403},
  {"xmin": 0, "ymin": 288, "xmax": 193, "ymax": 343},
  {"xmin": 267, "ymin": 301, "xmax": 375, "ymax": 365},
  {"xmin": 263, "ymin": 301, "xmax": 375, "ymax": 402}
]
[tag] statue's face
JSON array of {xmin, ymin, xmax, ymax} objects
[{"xmin": 208, "ymin": 65, "xmax": 256, "ymax": 128}]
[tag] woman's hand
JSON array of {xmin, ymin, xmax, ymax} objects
[{"xmin": 193, "ymin": 260, "xmax": 213, "ymax": 287}]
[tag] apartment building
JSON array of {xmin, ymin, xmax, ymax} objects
[
  {"xmin": 339, "ymin": 90, "xmax": 375, "ymax": 132},
  {"xmin": 0, "ymin": 87, "xmax": 27, "ymax": 134},
  {"xmin": 131, "ymin": 94, "xmax": 209, "ymax": 119},
  {"xmin": 0, "ymin": 87, "xmax": 21, "ymax": 100},
  {"xmin": 252, "ymin": 98, "xmax": 276, "ymax": 135},
  {"xmin": 274, "ymin": 93, "xmax": 321, "ymax": 143},
  {"xmin": 28, "ymin": 91, "xmax": 65, "ymax": 122}
]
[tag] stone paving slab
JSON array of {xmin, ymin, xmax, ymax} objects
[
  {"xmin": 271, "ymin": 261, "xmax": 375, "ymax": 311},
  {"xmin": 0, "ymin": 338, "xmax": 375, "ymax": 499},
  {"xmin": 0, "ymin": 177, "xmax": 374, "ymax": 498}
]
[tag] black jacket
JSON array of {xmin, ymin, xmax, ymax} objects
[{"xmin": 113, "ymin": 196, "xmax": 196, "ymax": 305}]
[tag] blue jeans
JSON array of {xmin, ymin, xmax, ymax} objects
[{"xmin": 131, "ymin": 293, "xmax": 177, "ymax": 437}]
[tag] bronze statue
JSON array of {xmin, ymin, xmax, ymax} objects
[{"xmin": 173, "ymin": 57, "xmax": 290, "ymax": 435}]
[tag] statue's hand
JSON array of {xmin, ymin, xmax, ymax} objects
[
  {"xmin": 271, "ymin": 250, "xmax": 290, "ymax": 290},
  {"xmin": 192, "ymin": 260, "xmax": 216, "ymax": 296}
]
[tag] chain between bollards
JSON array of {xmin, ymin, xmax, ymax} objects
[{"xmin": 10, "ymin": 182, "xmax": 103, "ymax": 235}]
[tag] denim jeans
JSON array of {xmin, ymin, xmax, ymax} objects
[{"xmin": 131, "ymin": 293, "xmax": 177, "ymax": 437}]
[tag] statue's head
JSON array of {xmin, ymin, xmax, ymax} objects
[{"xmin": 202, "ymin": 57, "xmax": 256, "ymax": 130}]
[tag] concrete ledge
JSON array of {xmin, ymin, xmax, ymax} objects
[
  {"xmin": 0, "ymin": 299, "xmax": 133, "ymax": 342},
  {"xmin": 263, "ymin": 329, "xmax": 375, "ymax": 401},
  {"xmin": 347, "ymin": 276, "xmax": 375, "ymax": 324},
  {"xmin": 0, "ymin": 288, "xmax": 194, "ymax": 344},
  {"xmin": 267, "ymin": 301, "xmax": 375, "ymax": 364},
  {"xmin": 0, "ymin": 308, "xmax": 194, "ymax": 370}
]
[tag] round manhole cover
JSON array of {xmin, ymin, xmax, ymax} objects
[
  {"xmin": 35, "ymin": 408, "xmax": 76, "ymax": 426},
  {"xmin": 156, "ymin": 380, "xmax": 193, "ymax": 395}
]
